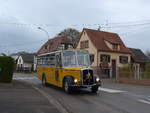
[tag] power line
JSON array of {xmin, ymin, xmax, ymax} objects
[
  {"xmin": 102, "ymin": 22, "xmax": 150, "ymax": 28},
  {"xmin": 0, "ymin": 39, "xmax": 46, "ymax": 48},
  {"xmin": 1, "ymin": 20, "xmax": 150, "ymax": 48},
  {"xmin": 1, "ymin": 21, "xmax": 150, "ymax": 28}
]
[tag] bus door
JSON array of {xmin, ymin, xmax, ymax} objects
[
  {"xmin": 55, "ymin": 53, "xmax": 62, "ymax": 86},
  {"xmin": 48, "ymin": 53, "xmax": 56, "ymax": 84}
]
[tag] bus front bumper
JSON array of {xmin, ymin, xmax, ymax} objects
[{"xmin": 69, "ymin": 82, "xmax": 101, "ymax": 89}]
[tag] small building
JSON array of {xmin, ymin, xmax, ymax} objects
[
  {"xmin": 76, "ymin": 28, "xmax": 131, "ymax": 78},
  {"xmin": 10, "ymin": 54, "xmax": 19, "ymax": 64},
  {"xmin": 129, "ymin": 48, "xmax": 150, "ymax": 79},
  {"xmin": 0, "ymin": 53, "xmax": 6, "ymax": 56},
  {"xmin": 17, "ymin": 53, "xmax": 36, "ymax": 72},
  {"xmin": 37, "ymin": 36, "xmax": 73, "ymax": 55}
]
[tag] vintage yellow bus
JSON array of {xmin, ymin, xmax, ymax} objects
[{"xmin": 37, "ymin": 49, "xmax": 101, "ymax": 93}]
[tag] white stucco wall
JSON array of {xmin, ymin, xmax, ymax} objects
[
  {"xmin": 98, "ymin": 51, "xmax": 131, "ymax": 67},
  {"xmin": 17, "ymin": 56, "xmax": 23, "ymax": 65},
  {"xmin": 17, "ymin": 56, "xmax": 33, "ymax": 71},
  {"xmin": 76, "ymin": 31, "xmax": 98, "ymax": 67}
]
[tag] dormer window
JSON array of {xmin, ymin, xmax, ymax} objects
[
  {"xmin": 112, "ymin": 44, "xmax": 119, "ymax": 50},
  {"xmin": 104, "ymin": 40, "xmax": 120, "ymax": 51}
]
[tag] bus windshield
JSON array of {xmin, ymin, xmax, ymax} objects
[
  {"xmin": 77, "ymin": 50, "xmax": 90, "ymax": 67},
  {"xmin": 62, "ymin": 50, "xmax": 90, "ymax": 67}
]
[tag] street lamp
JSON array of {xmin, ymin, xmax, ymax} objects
[{"xmin": 38, "ymin": 27, "xmax": 50, "ymax": 40}]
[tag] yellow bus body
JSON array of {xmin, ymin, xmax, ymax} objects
[{"xmin": 37, "ymin": 66, "xmax": 82, "ymax": 87}]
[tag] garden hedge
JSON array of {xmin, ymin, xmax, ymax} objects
[
  {"xmin": 0, "ymin": 56, "xmax": 14, "ymax": 83},
  {"xmin": 143, "ymin": 63, "xmax": 150, "ymax": 79}
]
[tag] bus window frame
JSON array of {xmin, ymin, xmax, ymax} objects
[
  {"xmin": 37, "ymin": 50, "xmax": 91, "ymax": 68},
  {"xmin": 37, "ymin": 53, "xmax": 56, "ymax": 67},
  {"xmin": 56, "ymin": 52, "xmax": 62, "ymax": 68}
]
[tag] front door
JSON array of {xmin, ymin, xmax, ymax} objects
[
  {"xmin": 112, "ymin": 60, "xmax": 116, "ymax": 78},
  {"xmin": 55, "ymin": 53, "xmax": 62, "ymax": 86}
]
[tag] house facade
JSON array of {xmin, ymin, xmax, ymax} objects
[
  {"xmin": 76, "ymin": 28, "xmax": 131, "ymax": 78},
  {"xmin": 129, "ymin": 48, "xmax": 150, "ymax": 79},
  {"xmin": 17, "ymin": 53, "xmax": 36, "ymax": 72}
]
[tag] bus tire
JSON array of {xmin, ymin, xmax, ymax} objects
[
  {"xmin": 63, "ymin": 77, "xmax": 73, "ymax": 93},
  {"xmin": 42, "ymin": 75, "xmax": 48, "ymax": 87}
]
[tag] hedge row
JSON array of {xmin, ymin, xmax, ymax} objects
[
  {"xmin": 0, "ymin": 56, "xmax": 14, "ymax": 83},
  {"xmin": 143, "ymin": 63, "xmax": 150, "ymax": 79}
]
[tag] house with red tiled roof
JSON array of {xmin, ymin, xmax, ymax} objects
[
  {"xmin": 76, "ymin": 28, "xmax": 131, "ymax": 78},
  {"xmin": 128, "ymin": 48, "xmax": 150, "ymax": 79},
  {"xmin": 37, "ymin": 36, "xmax": 73, "ymax": 55}
]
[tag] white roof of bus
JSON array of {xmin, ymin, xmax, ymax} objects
[{"xmin": 38, "ymin": 49, "xmax": 88, "ymax": 57}]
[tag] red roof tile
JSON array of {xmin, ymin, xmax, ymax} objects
[
  {"xmin": 37, "ymin": 37, "xmax": 70, "ymax": 55},
  {"xmin": 83, "ymin": 28, "xmax": 131, "ymax": 54}
]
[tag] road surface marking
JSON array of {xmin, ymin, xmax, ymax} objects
[
  {"xmin": 13, "ymin": 77, "xmax": 37, "ymax": 80},
  {"xmin": 138, "ymin": 99, "xmax": 150, "ymax": 105},
  {"xmin": 99, "ymin": 87, "xmax": 127, "ymax": 93}
]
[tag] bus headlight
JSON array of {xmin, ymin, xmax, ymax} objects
[
  {"xmin": 74, "ymin": 78, "xmax": 78, "ymax": 83},
  {"xmin": 96, "ymin": 77, "xmax": 100, "ymax": 82}
]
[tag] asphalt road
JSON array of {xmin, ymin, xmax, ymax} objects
[
  {"xmin": 13, "ymin": 73, "xmax": 150, "ymax": 113},
  {"xmin": 0, "ymin": 74, "xmax": 61, "ymax": 113}
]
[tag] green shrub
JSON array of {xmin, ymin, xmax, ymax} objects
[
  {"xmin": 143, "ymin": 63, "xmax": 150, "ymax": 79},
  {"xmin": 0, "ymin": 56, "xmax": 15, "ymax": 83}
]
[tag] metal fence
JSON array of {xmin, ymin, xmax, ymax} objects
[{"xmin": 118, "ymin": 63, "xmax": 150, "ymax": 80}]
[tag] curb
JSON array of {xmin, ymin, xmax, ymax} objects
[{"xmin": 32, "ymin": 86, "xmax": 70, "ymax": 113}]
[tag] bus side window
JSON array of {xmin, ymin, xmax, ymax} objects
[
  {"xmin": 49, "ymin": 53, "xmax": 56, "ymax": 66},
  {"xmin": 37, "ymin": 57, "xmax": 42, "ymax": 65},
  {"xmin": 56, "ymin": 53, "xmax": 62, "ymax": 68}
]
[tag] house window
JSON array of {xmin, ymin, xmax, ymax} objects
[
  {"xmin": 90, "ymin": 54, "xmax": 94, "ymax": 63},
  {"xmin": 85, "ymin": 40, "xmax": 89, "ymax": 48},
  {"xmin": 112, "ymin": 44, "xmax": 119, "ymax": 50},
  {"xmin": 80, "ymin": 40, "xmax": 89, "ymax": 49},
  {"xmin": 100, "ymin": 54, "xmax": 110, "ymax": 63},
  {"xmin": 80, "ymin": 41, "xmax": 84, "ymax": 49},
  {"xmin": 45, "ymin": 45, "xmax": 47, "ymax": 49},
  {"xmin": 19, "ymin": 59, "xmax": 21, "ymax": 63},
  {"xmin": 120, "ymin": 56, "xmax": 128, "ymax": 64}
]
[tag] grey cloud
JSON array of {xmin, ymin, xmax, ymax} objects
[{"xmin": 0, "ymin": 0, "xmax": 150, "ymax": 54}]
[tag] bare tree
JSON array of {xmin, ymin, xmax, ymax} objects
[{"xmin": 57, "ymin": 28, "xmax": 81, "ymax": 47}]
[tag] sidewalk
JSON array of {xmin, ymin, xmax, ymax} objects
[
  {"xmin": 0, "ymin": 80, "xmax": 61, "ymax": 113},
  {"xmin": 102, "ymin": 79, "xmax": 150, "ymax": 97}
]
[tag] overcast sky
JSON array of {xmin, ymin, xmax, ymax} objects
[{"xmin": 0, "ymin": 0, "xmax": 150, "ymax": 54}]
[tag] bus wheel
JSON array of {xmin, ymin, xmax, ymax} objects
[
  {"xmin": 63, "ymin": 79, "xmax": 72, "ymax": 93},
  {"xmin": 42, "ymin": 75, "xmax": 48, "ymax": 86}
]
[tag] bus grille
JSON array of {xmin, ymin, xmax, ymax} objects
[{"xmin": 82, "ymin": 69, "xmax": 94, "ymax": 85}]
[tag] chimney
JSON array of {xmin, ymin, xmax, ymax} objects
[{"xmin": 98, "ymin": 26, "xmax": 101, "ymax": 31}]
